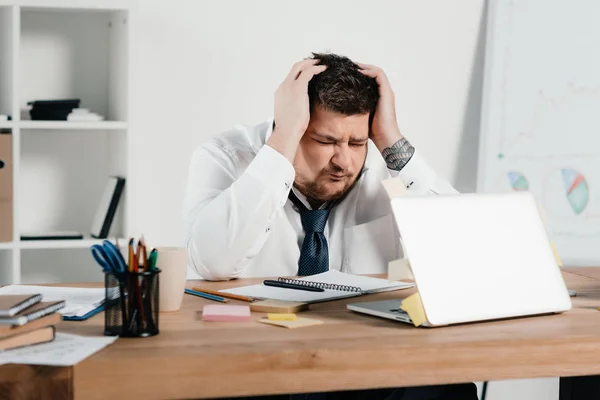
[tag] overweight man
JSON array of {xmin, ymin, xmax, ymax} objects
[{"xmin": 183, "ymin": 53, "xmax": 476, "ymax": 400}]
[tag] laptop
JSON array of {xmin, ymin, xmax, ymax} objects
[{"xmin": 347, "ymin": 191, "xmax": 572, "ymax": 327}]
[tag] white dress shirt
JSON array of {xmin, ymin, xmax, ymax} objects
[{"xmin": 183, "ymin": 119, "xmax": 458, "ymax": 281}]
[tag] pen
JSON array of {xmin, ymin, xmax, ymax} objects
[
  {"xmin": 192, "ymin": 287, "xmax": 255, "ymax": 302},
  {"xmin": 185, "ymin": 288, "xmax": 229, "ymax": 303},
  {"xmin": 263, "ymin": 280, "xmax": 324, "ymax": 292},
  {"xmin": 148, "ymin": 249, "xmax": 158, "ymax": 271}
]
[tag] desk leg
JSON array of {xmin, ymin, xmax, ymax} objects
[
  {"xmin": 0, "ymin": 365, "xmax": 72, "ymax": 400},
  {"xmin": 560, "ymin": 376, "xmax": 600, "ymax": 400}
]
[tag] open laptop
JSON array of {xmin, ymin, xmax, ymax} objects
[{"xmin": 348, "ymin": 191, "xmax": 572, "ymax": 327}]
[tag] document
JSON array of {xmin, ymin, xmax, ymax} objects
[
  {"xmin": 0, "ymin": 333, "xmax": 117, "ymax": 366},
  {"xmin": 0, "ymin": 285, "xmax": 104, "ymax": 318}
]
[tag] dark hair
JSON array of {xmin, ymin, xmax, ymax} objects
[{"xmin": 308, "ymin": 52, "xmax": 379, "ymax": 120}]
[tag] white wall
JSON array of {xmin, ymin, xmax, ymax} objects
[{"xmin": 127, "ymin": 0, "xmax": 486, "ymax": 249}]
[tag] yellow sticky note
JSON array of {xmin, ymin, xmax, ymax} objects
[
  {"xmin": 267, "ymin": 313, "xmax": 297, "ymax": 321},
  {"xmin": 550, "ymin": 242, "xmax": 563, "ymax": 267},
  {"xmin": 259, "ymin": 317, "xmax": 323, "ymax": 329},
  {"xmin": 400, "ymin": 292, "xmax": 427, "ymax": 327},
  {"xmin": 381, "ymin": 177, "xmax": 407, "ymax": 199},
  {"xmin": 388, "ymin": 258, "xmax": 414, "ymax": 281}
]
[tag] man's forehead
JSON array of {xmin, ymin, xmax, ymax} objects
[{"xmin": 308, "ymin": 129, "xmax": 368, "ymax": 142}]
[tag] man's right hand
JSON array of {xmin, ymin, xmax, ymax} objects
[{"xmin": 267, "ymin": 59, "xmax": 327, "ymax": 162}]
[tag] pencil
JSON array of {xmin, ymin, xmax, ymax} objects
[
  {"xmin": 185, "ymin": 289, "xmax": 229, "ymax": 303},
  {"xmin": 192, "ymin": 287, "xmax": 254, "ymax": 302}
]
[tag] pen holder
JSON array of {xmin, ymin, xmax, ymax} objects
[{"xmin": 104, "ymin": 269, "xmax": 161, "ymax": 338}]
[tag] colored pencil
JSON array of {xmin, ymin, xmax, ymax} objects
[
  {"xmin": 185, "ymin": 289, "xmax": 228, "ymax": 303},
  {"xmin": 192, "ymin": 287, "xmax": 254, "ymax": 302}
]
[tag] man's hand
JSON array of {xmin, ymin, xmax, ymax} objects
[
  {"xmin": 267, "ymin": 59, "xmax": 327, "ymax": 162},
  {"xmin": 357, "ymin": 63, "xmax": 404, "ymax": 151},
  {"xmin": 358, "ymin": 63, "xmax": 415, "ymax": 171}
]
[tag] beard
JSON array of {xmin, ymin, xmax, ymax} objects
[{"xmin": 294, "ymin": 163, "xmax": 363, "ymax": 204}]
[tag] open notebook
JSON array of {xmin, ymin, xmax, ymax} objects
[{"xmin": 220, "ymin": 270, "xmax": 413, "ymax": 303}]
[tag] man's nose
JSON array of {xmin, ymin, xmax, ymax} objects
[{"xmin": 331, "ymin": 144, "xmax": 351, "ymax": 171}]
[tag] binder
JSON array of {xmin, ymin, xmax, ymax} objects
[
  {"xmin": 91, "ymin": 176, "xmax": 126, "ymax": 239},
  {"xmin": 0, "ymin": 133, "xmax": 12, "ymax": 242}
]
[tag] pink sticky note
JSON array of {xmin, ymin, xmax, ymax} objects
[{"xmin": 202, "ymin": 305, "xmax": 251, "ymax": 322}]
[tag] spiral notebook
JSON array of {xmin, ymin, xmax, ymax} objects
[{"xmin": 220, "ymin": 270, "xmax": 413, "ymax": 303}]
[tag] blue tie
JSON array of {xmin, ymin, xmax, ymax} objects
[
  {"xmin": 297, "ymin": 209, "xmax": 330, "ymax": 276},
  {"xmin": 289, "ymin": 191, "xmax": 331, "ymax": 276}
]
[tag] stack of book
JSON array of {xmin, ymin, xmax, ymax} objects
[{"xmin": 0, "ymin": 294, "xmax": 65, "ymax": 351}]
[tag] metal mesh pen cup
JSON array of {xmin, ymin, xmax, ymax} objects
[{"xmin": 104, "ymin": 269, "xmax": 161, "ymax": 337}]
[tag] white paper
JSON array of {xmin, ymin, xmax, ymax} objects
[
  {"xmin": 0, "ymin": 333, "xmax": 117, "ymax": 366},
  {"xmin": 0, "ymin": 285, "xmax": 104, "ymax": 317}
]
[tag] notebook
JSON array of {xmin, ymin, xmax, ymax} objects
[
  {"xmin": 0, "ymin": 301, "xmax": 66, "ymax": 326},
  {"xmin": 220, "ymin": 270, "xmax": 413, "ymax": 303},
  {"xmin": 0, "ymin": 312, "xmax": 61, "ymax": 339},
  {"xmin": 0, "ymin": 285, "xmax": 105, "ymax": 320},
  {"xmin": 0, "ymin": 294, "xmax": 42, "ymax": 317},
  {"xmin": 0, "ymin": 326, "xmax": 55, "ymax": 351}
]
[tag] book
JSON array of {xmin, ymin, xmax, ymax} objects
[
  {"xmin": 0, "ymin": 301, "xmax": 66, "ymax": 326},
  {"xmin": 91, "ymin": 176, "xmax": 126, "ymax": 239},
  {"xmin": 0, "ymin": 285, "xmax": 105, "ymax": 320},
  {"xmin": 0, "ymin": 294, "xmax": 42, "ymax": 317},
  {"xmin": 220, "ymin": 270, "xmax": 414, "ymax": 304},
  {"xmin": 0, "ymin": 326, "xmax": 56, "ymax": 351},
  {"xmin": 0, "ymin": 312, "xmax": 61, "ymax": 339}
]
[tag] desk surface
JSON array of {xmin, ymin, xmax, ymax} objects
[{"xmin": 37, "ymin": 268, "xmax": 598, "ymax": 399}]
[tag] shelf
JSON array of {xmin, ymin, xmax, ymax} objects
[
  {"xmin": 19, "ymin": 121, "xmax": 128, "ymax": 130},
  {"xmin": 0, "ymin": 122, "xmax": 13, "ymax": 129},
  {"xmin": 0, "ymin": 242, "xmax": 14, "ymax": 250},
  {"xmin": 18, "ymin": 237, "xmax": 127, "ymax": 250}
]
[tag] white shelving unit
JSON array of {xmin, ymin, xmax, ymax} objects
[{"xmin": 0, "ymin": 1, "xmax": 132, "ymax": 284}]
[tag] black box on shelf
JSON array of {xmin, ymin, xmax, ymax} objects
[{"xmin": 27, "ymin": 99, "xmax": 80, "ymax": 121}]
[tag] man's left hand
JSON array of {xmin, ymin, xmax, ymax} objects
[{"xmin": 358, "ymin": 63, "xmax": 403, "ymax": 152}]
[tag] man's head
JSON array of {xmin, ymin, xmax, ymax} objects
[{"xmin": 293, "ymin": 52, "xmax": 380, "ymax": 206}]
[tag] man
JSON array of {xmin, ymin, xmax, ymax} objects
[{"xmin": 183, "ymin": 53, "xmax": 476, "ymax": 399}]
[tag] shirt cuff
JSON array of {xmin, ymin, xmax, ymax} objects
[
  {"xmin": 392, "ymin": 150, "xmax": 438, "ymax": 193},
  {"xmin": 244, "ymin": 144, "xmax": 296, "ymax": 195}
]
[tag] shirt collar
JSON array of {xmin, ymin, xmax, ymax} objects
[{"xmin": 291, "ymin": 186, "xmax": 329, "ymax": 210}]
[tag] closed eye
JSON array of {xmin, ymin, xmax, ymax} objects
[
  {"xmin": 315, "ymin": 139, "xmax": 334, "ymax": 145},
  {"xmin": 350, "ymin": 142, "xmax": 366, "ymax": 147}
]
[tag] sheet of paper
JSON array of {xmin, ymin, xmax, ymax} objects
[
  {"xmin": 0, "ymin": 333, "xmax": 117, "ymax": 366},
  {"xmin": 0, "ymin": 285, "xmax": 104, "ymax": 317}
]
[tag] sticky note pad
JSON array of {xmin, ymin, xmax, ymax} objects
[
  {"xmin": 267, "ymin": 313, "xmax": 297, "ymax": 321},
  {"xmin": 258, "ymin": 316, "xmax": 323, "ymax": 329},
  {"xmin": 202, "ymin": 305, "xmax": 251, "ymax": 322},
  {"xmin": 250, "ymin": 300, "xmax": 308, "ymax": 313}
]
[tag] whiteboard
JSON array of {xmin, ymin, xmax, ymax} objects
[{"xmin": 478, "ymin": 0, "xmax": 600, "ymax": 266}]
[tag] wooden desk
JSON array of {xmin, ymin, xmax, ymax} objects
[{"xmin": 3, "ymin": 269, "xmax": 600, "ymax": 399}]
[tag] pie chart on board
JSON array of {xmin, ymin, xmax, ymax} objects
[
  {"xmin": 507, "ymin": 171, "xmax": 529, "ymax": 191},
  {"xmin": 561, "ymin": 169, "xmax": 589, "ymax": 215}
]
